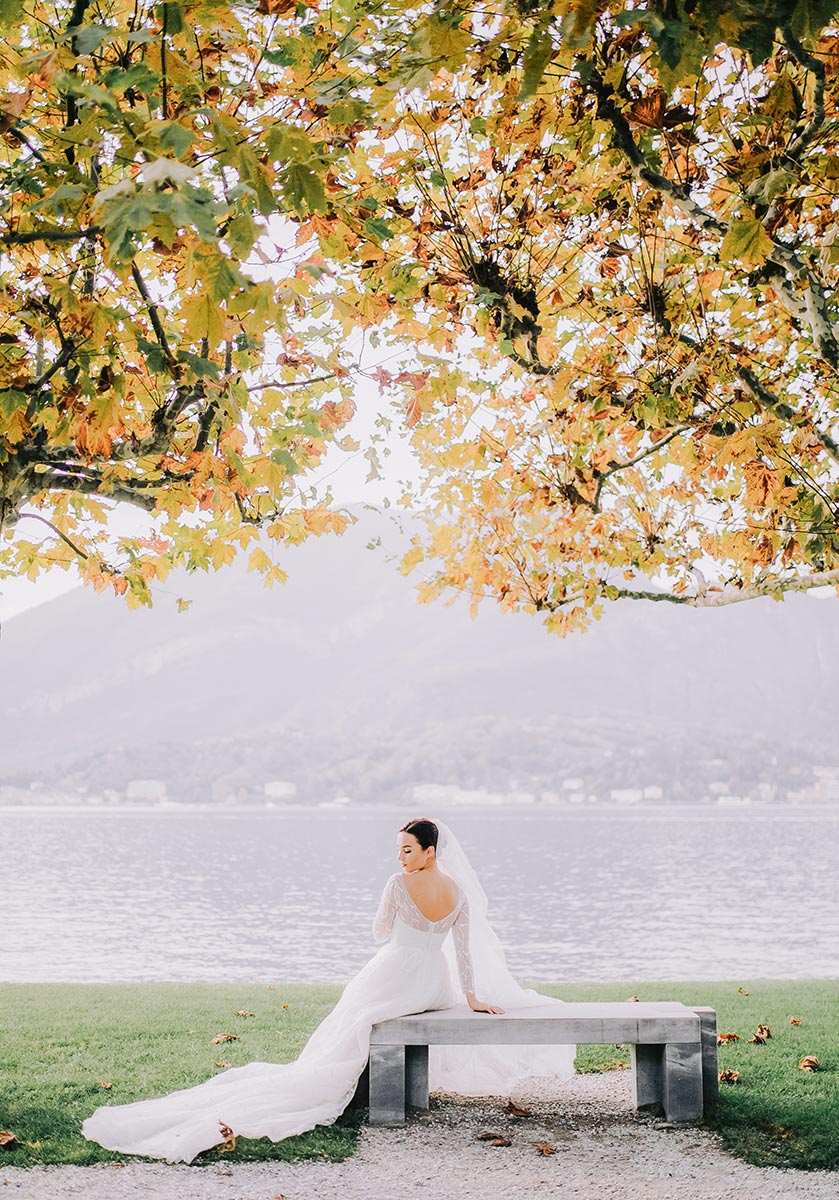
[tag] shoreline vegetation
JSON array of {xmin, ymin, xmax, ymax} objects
[
  {"xmin": 1, "ymin": 981, "xmax": 836, "ymax": 1173},
  {"xmin": 2, "ymin": 802, "xmax": 839, "ymax": 816}
]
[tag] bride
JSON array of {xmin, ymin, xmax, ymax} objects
[{"xmin": 82, "ymin": 816, "xmax": 576, "ymax": 1163}]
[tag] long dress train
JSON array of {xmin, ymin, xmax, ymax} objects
[{"xmin": 81, "ymin": 870, "xmax": 575, "ymax": 1163}]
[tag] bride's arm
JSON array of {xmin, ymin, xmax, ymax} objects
[
  {"xmin": 372, "ymin": 873, "xmax": 399, "ymax": 943},
  {"xmin": 452, "ymin": 896, "xmax": 504, "ymax": 1014}
]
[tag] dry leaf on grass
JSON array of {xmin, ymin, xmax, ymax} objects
[
  {"xmin": 717, "ymin": 1032, "xmax": 740, "ymax": 1044},
  {"xmin": 625, "ymin": 995, "xmax": 639, "ymax": 1003},
  {"xmin": 738, "ymin": 987, "xmax": 750, "ymax": 996},
  {"xmin": 0, "ymin": 1131, "xmax": 19, "ymax": 1148},
  {"xmin": 799, "ymin": 1056, "xmax": 820, "ymax": 1071},
  {"xmin": 236, "ymin": 1010, "xmax": 256, "ymax": 1017},
  {"xmin": 790, "ymin": 1017, "xmax": 803, "ymax": 1026},
  {"xmin": 214, "ymin": 1061, "xmax": 231, "ymax": 1069},
  {"xmin": 98, "ymin": 1081, "xmax": 113, "ymax": 1089},
  {"xmin": 719, "ymin": 1069, "xmax": 740, "ymax": 1083},
  {"xmin": 212, "ymin": 1033, "xmax": 239, "ymax": 1044}
]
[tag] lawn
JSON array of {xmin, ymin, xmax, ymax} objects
[{"xmin": 1, "ymin": 979, "xmax": 836, "ymax": 1171}]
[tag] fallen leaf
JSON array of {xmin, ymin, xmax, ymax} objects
[
  {"xmin": 789, "ymin": 1017, "xmax": 803, "ymax": 1026},
  {"xmin": 282, "ymin": 1004, "xmax": 289, "ymax": 1010},
  {"xmin": 476, "ymin": 1130, "xmax": 508, "ymax": 1141},
  {"xmin": 737, "ymin": 987, "xmax": 750, "ymax": 996},
  {"xmin": 504, "ymin": 1100, "xmax": 533, "ymax": 1117},
  {"xmin": 0, "ymin": 1132, "xmax": 19, "ymax": 1148},
  {"xmin": 214, "ymin": 1061, "xmax": 232, "ymax": 1069},
  {"xmin": 748, "ymin": 1033, "xmax": 766, "ymax": 1044},
  {"xmin": 489, "ymin": 1136, "xmax": 512, "ymax": 1147},
  {"xmin": 625, "ymin": 995, "xmax": 639, "ymax": 1003},
  {"xmin": 535, "ymin": 1142, "xmax": 555, "ymax": 1155},
  {"xmin": 717, "ymin": 1032, "xmax": 741, "ymax": 1044},
  {"xmin": 98, "ymin": 1081, "xmax": 113, "ymax": 1089},
  {"xmin": 799, "ymin": 1056, "xmax": 820, "ymax": 1071},
  {"xmin": 212, "ymin": 1033, "xmax": 239, "ymax": 1044},
  {"xmin": 756, "ymin": 1024, "xmax": 772, "ymax": 1040},
  {"xmin": 719, "ymin": 1069, "xmax": 740, "ymax": 1083},
  {"xmin": 236, "ymin": 1010, "xmax": 256, "ymax": 1017},
  {"xmin": 216, "ymin": 1120, "xmax": 236, "ymax": 1153}
]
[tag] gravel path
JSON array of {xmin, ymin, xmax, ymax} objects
[{"xmin": 2, "ymin": 1075, "xmax": 836, "ymax": 1200}]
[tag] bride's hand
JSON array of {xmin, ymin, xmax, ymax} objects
[{"xmin": 468, "ymin": 999, "xmax": 505, "ymax": 1014}]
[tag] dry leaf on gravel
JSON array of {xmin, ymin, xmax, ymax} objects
[
  {"xmin": 476, "ymin": 1131, "xmax": 507, "ymax": 1141},
  {"xmin": 535, "ymin": 1143, "xmax": 555, "ymax": 1156},
  {"xmin": 504, "ymin": 1100, "xmax": 533, "ymax": 1117}
]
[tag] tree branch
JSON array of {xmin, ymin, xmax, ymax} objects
[
  {"xmin": 16, "ymin": 511, "xmax": 90, "ymax": 559},
  {"xmin": 780, "ymin": 23, "xmax": 826, "ymax": 166},
  {"xmin": 0, "ymin": 226, "xmax": 100, "ymax": 246},
  {"xmin": 600, "ymin": 568, "xmax": 839, "ymax": 607},
  {"xmin": 130, "ymin": 261, "xmax": 175, "ymax": 365},
  {"xmin": 591, "ymin": 426, "xmax": 690, "ymax": 513},
  {"xmin": 588, "ymin": 63, "xmax": 839, "ymax": 370}
]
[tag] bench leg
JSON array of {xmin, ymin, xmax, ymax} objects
[
  {"xmin": 661, "ymin": 1042, "xmax": 703, "ymax": 1122},
  {"xmin": 406, "ymin": 1044, "xmax": 429, "ymax": 1110},
  {"xmin": 692, "ymin": 1006, "xmax": 719, "ymax": 1111},
  {"xmin": 368, "ymin": 1045, "xmax": 406, "ymax": 1125},
  {"xmin": 631, "ymin": 1043, "xmax": 664, "ymax": 1111}
]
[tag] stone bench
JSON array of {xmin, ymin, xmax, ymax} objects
[{"xmin": 353, "ymin": 1001, "xmax": 717, "ymax": 1126}]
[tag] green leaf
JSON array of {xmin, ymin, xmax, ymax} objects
[
  {"xmin": 519, "ymin": 19, "xmax": 554, "ymax": 101},
  {"xmin": 154, "ymin": 121, "xmax": 195, "ymax": 158},
  {"xmin": 362, "ymin": 215, "xmax": 393, "ymax": 243},
  {"xmin": 0, "ymin": 0, "xmax": 24, "ymax": 28},
  {"xmin": 71, "ymin": 24, "xmax": 112, "ymax": 56},
  {"xmin": 0, "ymin": 389, "xmax": 27, "ymax": 419},
  {"xmin": 282, "ymin": 162, "xmax": 326, "ymax": 215},
  {"xmin": 720, "ymin": 215, "xmax": 775, "ymax": 268}
]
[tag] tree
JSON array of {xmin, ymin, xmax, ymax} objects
[
  {"xmin": 2, "ymin": 0, "xmax": 839, "ymax": 633},
  {"xmin": 0, "ymin": 0, "xmax": 363, "ymax": 605}
]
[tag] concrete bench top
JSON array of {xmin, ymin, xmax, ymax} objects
[{"xmin": 371, "ymin": 1001, "xmax": 702, "ymax": 1045}]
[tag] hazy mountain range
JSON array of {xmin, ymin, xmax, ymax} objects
[{"xmin": 1, "ymin": 507, "xmax": 837, "ymax": 803}]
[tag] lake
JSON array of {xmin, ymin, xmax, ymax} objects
[{"xmin": 2, "ymin": 806, "xmax": 836, "ymax": 984}]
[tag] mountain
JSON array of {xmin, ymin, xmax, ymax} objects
[{"xmin": 1, "ymin": 506, "xmax": 837, "ymax": 803}]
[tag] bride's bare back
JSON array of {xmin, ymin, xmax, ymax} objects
[{"xmin": 398, "ymin": 832, "xmax": 466, "ymax": 922}]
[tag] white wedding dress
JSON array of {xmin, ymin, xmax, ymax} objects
[{"xmin": 82, "ymin": 866, "xmax": 575, "ymax": 1164}]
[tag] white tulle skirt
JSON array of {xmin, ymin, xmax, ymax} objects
[{"xmin": 82, "ymin": 932, "xmax": 574, "ymax": 1164}]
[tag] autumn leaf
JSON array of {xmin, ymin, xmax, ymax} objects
[
  {"xmin": 0, "ymin": 1131, "xmax": 19, "ymax": 1148},
  {"xmin": 98, "ymin": 1081, "xmax": 114, "ymax": 1089},
  {"xmin": 236, "ymin": 1010, "xmax": 256, "ymax": 1017},
  {"xmin": 214, "ymin": 1061, "xmax": 232, "ymax": 1068},
  {"xmin": 626, "ymin": 995, "xmax": 639, "ymax": 1003},
  {"xmin": 503, "ymin": 1100, "xmax": 533, "ymax": 1117},
  {"xmin": 719, "ymin": 1069, "xmax": 740, "ymax": 1084},
  {"xmin": 799, "ymin": 1056, "xmax": 820, "ymax": 1071},
  {"xmin": 717, "ymin": 1032, "xmax": 741, "ymax": 1044},
  {"xmin": 212, "ymin": 1033, "xmax": 239, "ymax": 1044},
  {"xmin": 721, "ymin": 215, "xmax": 774, "ymax": 268},
  {"xmin": 535, "ymin": 1142, "xmax": 556, "ymax": 1155},
  {"xmin": 738, "ymin": 988, "xmax": 750, "ymax": 996},
  {"xmin": 476, "ymin": 1130, "xmax": 509, "ymax": 1142},
  {"xmin": 216, "ymin": 1120, "xmax": 236, "ymax": 1153},
  {"xmin": 628, "ymin": 88, "xmax": 666, "ymax": 128},
  {"xmin": 789, "ymin": 1017, "xmax": 803, "ymax": 1026}
]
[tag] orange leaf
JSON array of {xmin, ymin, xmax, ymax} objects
[
  {"xmin": 799, "ymin": 1056, "xmax": 820, "ymax": 1071},
  {"xmin": 628, "ymin": 88, "xmax": 666, "ymax": 129},
  {"xmin": 212, "ymin": 1032, "xmax": 239, "ymax": 1044},
  {"xmin": 719, "ymin": 1069, "xmax": 740, "ymax": 1084},
  {"xmin": 0, "ymin": 1131, "xmax": 19, "ymax": 1148}
]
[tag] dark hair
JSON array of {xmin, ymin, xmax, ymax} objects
[{"xmin": 399, "ymin": 817, "xmax": 438, "ymax": 852}]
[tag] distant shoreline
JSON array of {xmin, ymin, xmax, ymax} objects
[{"xmin": 2, "ymin": 801, "xmax": 837, "ymax": 817}]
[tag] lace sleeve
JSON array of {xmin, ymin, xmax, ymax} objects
[
  {"xmin": 372, "ymin": 873, "xmax": 399, "ymax": 944},
  {"xmin": 451, "ymin": 894, "xmax": 476, "ymax": 995}
]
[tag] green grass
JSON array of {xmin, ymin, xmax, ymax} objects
[{"xmin": 1, "ymin": 980, "xmax": 837, "ymax": 1171}]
